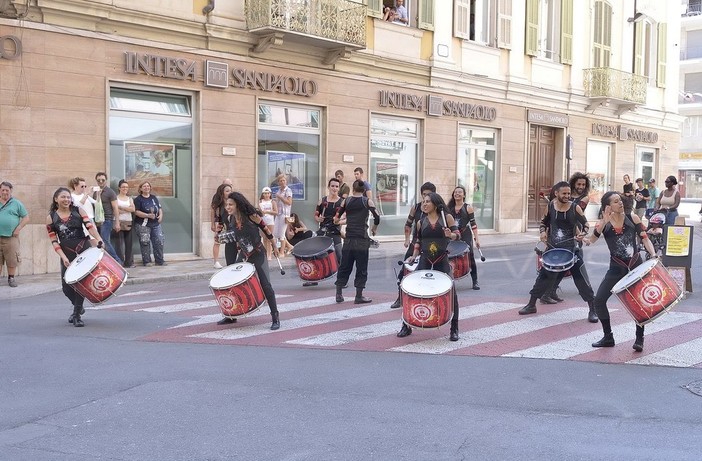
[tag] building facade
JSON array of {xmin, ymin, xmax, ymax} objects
[
  {"xmin": 0, "ymin": 0, "xmax": 682, "ymax": 274},
  {"xmin": 680, "ymin": 0, "xmax": 702, "ymax": 199}
]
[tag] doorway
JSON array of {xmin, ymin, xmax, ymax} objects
[{"xmin": 527, "ymin": 125, "xmax": 556, "ymax": 227}]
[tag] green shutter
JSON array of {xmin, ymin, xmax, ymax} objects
[
  {"xmin": 419, "ymin": 0, "xmax": 435, "ymax": 31},
  {"xmin": 657, "ymin": 22, "xmax": 667, "ymax": 88},
  {"xmin": 634, "ymin": 23, "xmax": 643, "ymax": 75},
  {"xmin": 367, "ymin": 0, "xmax": 382, "ymax": 19},
  {"xmin": 560, "ymin": 0, "xmax": 573, "ymax": 64},
  {"xmin": 497, "ymin": 0, "xmax": 512, "ymax": 49},
  {"xmin": 602, "ymin": 2, "xmax": 611, "ymax": 67},
  {"xmin": 454, "ymin": 0, "xmax": 470, "ymax": 39},
  {"xmin": 525, "ymin": 0, "xmax": 538, "ymax": 56}
]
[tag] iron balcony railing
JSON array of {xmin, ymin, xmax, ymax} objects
[
  {"xmin": 246, "ymin": 0, "xmax": 366, "ymax": 47},
  {"xmin": 583, "ymin": 67, "xmax": 647, "ymax": 104}
]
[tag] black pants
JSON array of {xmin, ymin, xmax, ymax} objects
[
  {"xmin": 464, "ymin": 237, "xmax": 478, "ymax": 283},
  {"xmin": 529, "ymin": 249, "xmax": 594, "ymax": 302},
  {"xmin": 237, "ymin": 248, "xmax": 278, "ymax": 315},
  {"xmin": 317, "ymin": 231, "xmax": 343, "ymax": 264},
  {"xmin": 224, "ymin": 242, "xmax": 239, "ymax": 266},
  {"xmin": 594, "ymin": 260, "xmax": 645, "ymax": 337},
  {"xmin": 115, "ymin": 227, "xmax": 134, "ymax": 267},
  {"xmin": 60, "ymin": 259, "xmax": 84, "ymax": 310},
  {"xmin": 335, "ymin": 238, "xmax": 370, "ymax": 289}
]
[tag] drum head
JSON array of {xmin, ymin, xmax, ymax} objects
[
  {"xmin": 210, "ymin": 262, "xmax": 256, "ymax": 289},
  {"xmin": 292, "ymin": 236, "xmax": 334, "ymax": 258},
  {"xmin": 64, "ymin": 247, "xmax": 103, "ymax": 284},
  {"xmin": 401, "ymin": 270, "xmax": 453, "ymax": 297},
  {"xmin": 541, "ymin": 249, "xmax": 575, "ymax": 271},
  {"xmin": 611, "ymin": 259, "xmax": 658, "ymax": 293},
  {"xmin": 447, "ymin": 240, "xmax": 469, "ymax": 257}
]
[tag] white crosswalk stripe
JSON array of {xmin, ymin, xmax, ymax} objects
[
  {"xmin": 289, "ymin": 302, "xmax": 522, "ymax": 347},
  {"xmin": 627, "ymin": 337, "xmax": 702, "ymax": 367},
  {"xmin": 505, "ymin": 311, "xmax": 702, "ymax": 360}
]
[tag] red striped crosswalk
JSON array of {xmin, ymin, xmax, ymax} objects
[{"xmin": 91, "ymin": 289, "xmax": 702, "ymax": 368}]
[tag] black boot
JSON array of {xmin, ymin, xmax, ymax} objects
[
  {"xmin": 633, "ymin": 325, "xmax": 644, "ymax": 352},
  {"xmin": 540, "ymin": 295, "xmax": 557, "ymax": 305},
  {"xmin": 354, "ymin": 287, "xmax": 372, "ymax": 304},
  {"xmin": 519, "ymin": 297, "xmax": 537, "ymax": 315},
  {"xmin": 68, "ymin": 306, "xmax": 86, "ymax": 324},
  {"xmin": 270, "ymin": 311, "xmax": 280, "ymax": 330},
  {"xmin": 72, "ymin": 305, "xmax": 84, "ymax": 327},
  {"xmin": 587, "ymin": 300, "xmax": 599, "ymax": 323},
  {"xmin": 335, "ymin": 285, "xmax": 344, "ymax": 303},
  {"xmin": 397, "ymin": 323, "xmax": 412, "ymax": 338},
  {"xmin": 390, "ymin": 291, "xmax": 402, "ymax": 309},
  {"xmin": 592, "ymin": 332, "xmax": 614, "ymax": 347},
  {"xmin": 216, "ymin": 317, "xmax": 237, "ymax": 325},
  {"xmin": 472, "ymin": 280, "xmax": 480, "ymax": 290},
  {"xmin": 549, "ymin": 289, "xmax": 564, "ymax": 302},
  {"xmin": 450, "ymin": 327, "xmax": 459, "ymax": 342}
]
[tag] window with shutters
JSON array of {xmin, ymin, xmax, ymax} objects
[
  {"xmin": 454, "ymin": 0, "xmax": 511, "ymax": 48},
  {"xmin": 633, "ymin": 19, "xmax": 665, "ymax": 87},
  {"xmin": 375, "ymin": 1, "xmax": 434, "ymax": 30},
  {"xmin": 537, "ymin": 0, "xmax": 561, "ymax": 60},
  {"xmin": 592, "ymin": 1, "xmax": 612, "ymax": 68},
  {"xmin": 525, "ymin": 0, "xmax": 571, "ymax": 62}
]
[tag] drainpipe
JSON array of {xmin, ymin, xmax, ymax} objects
[{"xmin": 203, "ymin": 0, "xmax": 215, "ymax": 15}]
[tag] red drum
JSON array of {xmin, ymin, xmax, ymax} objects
[
  {"xmin": 400, "ymin": 270, "xmax": 454, "ymax": 329},
  {"xmin": 403, "ymin": 257, "xmax": 419, "ymax": 277},
  {"xmin": 64, "ymin": 247, "xmax": 127, "ymax": 305},
  {"xmin": 291, "ymin": 236, "xmax": 338, "ymax": 282},
  {"xmin": 209, "ymin": 262, "xmax": 265, "ymax": 318},
  {"xmin": 447, "ymin": 241, "xmax": 470, "ymax": 280},
  {"xmin": 611, "ymin": 259, "xmax": 683, "ymax": 326}
]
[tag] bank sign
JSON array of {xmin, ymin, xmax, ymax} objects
[
  {"xmin": 378, "ymin": 90, "xmax": 497, "ymax": 121},
  {"xmin": 124, "ymin": 52, "xmax": 317, "ymax": 97}
]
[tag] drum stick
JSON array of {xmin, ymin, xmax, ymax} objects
[
  {"xmin": 477, "ymin": 246, "xmax": 486, "ymax": 262},
  {"xmin": 273, "ymin": 253, "xmax": 285, "ymax": 276}
]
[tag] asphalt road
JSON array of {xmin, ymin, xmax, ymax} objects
[{"xmin": 3, "ymin": 239, "xmax": 702, "ymax": 460}]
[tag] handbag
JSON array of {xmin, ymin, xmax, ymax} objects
[
  {"xmin": 94, "ymin": 194, "xmax": 105, "ymax": 224},
  {"xmin": 120, "ymin": 221, "xmax": 133, "ymax": 232}
]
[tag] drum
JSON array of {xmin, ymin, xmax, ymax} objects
[
  {"xmin": 536, "ymin": 253, "xmax": 572, "ymax": 277},
  {"xmin": 64, "ymin": 247, "xmax": 127, "ymax": 305},
  {"xmin": 540, "ymin": 249, "xmax": 576, "ymax": 272},
  {"xmin": 291, "ymin": 236, "xmax": 338, "ymax": 282},
  {"xmin": 611, "ymin": 259, "xmax": 683, "ymax": 326},
  {"xmin": 217, "ymin": 230, "xmax": 237, "ymax": 244},
  {"xmin": 400, "ymin": 270, "xmax": 454, "ymax": 329},
  {"xmin": 209, "ymin": 262, "xmax": 265, "ymax": 318},
  {"xmin": 447, "ymin": 241, "xmax": 470, "ymax": 280},
  {"xmin": 403, "ymin": 257, "xmax": 419, "ymax": 277}
]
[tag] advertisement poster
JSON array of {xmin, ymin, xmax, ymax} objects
[
  {"xmin": 124, "ymin": 142, "xmax": 175, "ymax": 197},
  {"xmin": 268, "ymin": 151, "xmax": 305, "ymax": 200},
  {"xmin": 665, "ymin": 226, "xmax": 691, "ymax": 257}
]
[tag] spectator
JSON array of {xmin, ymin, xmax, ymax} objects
[
  {"xmin": 646, "ymin": 178, "xmax": 660, "ymax": 217},
  {"xmin": 655, "ymin": 175, "xmax": 681, "ymax": 225},
  {"xmin": 259, "ymin": 186, "xmax": 278, "ymax": 260},
  {"xmin": 274, "ymin": 175, "xmax": 293, "ymax": 257},
  {"xmin": 335, "ymin": 170, "xmax": 350, "ymax": 199},
  {"xmin": 622, "ymin": 174, "xmax": 634, "ymax": 215},
  {"xmin": 285, "ymin": 213, "xmax": 314, "ymax": 247},
  {"xmin": 115, "ymin": 179, "xmax": 136, "ymax": 268},
  {"xmin": 383, "ymin": 6, "xmax": 397, "ymax": 21},
  {"xmin": 0, "ymin": 181, "xmax": 29, "ymax": 287},
  {"xmin": 69, "ymin": 177, "xmax": 96, "ymax": 222},
  {"xmin": 394, "ymin": 0, "xmax": 409, "ymax": 25},
  {"xmin": 353, "ymin": 167, "xmax": 373, "ymax": 200},
  {"xmin": 93, "ymin": 172, "xmax": 123, "ymax": 264},
  {"xmin": 134, "ymin": 181, "xmax": 166, "ymax": 266},
  {"xmin": 633, "ymin": 178, "xmax": 650, "ymax": 219}
]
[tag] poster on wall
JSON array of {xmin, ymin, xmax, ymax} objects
[
  {"xmin": 268, "ymin": 151, "xmax": 305, "ymax": 200},
  {"xmin": 589, "ymin": 173, "xmax": 606, "ymax": 204},
  {"xmin": 124, "ymin": 142, "xmax": 175, "ymax": 197}
]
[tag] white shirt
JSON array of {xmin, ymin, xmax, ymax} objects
[{"xmin": 72, "ymin": 193, "xmax": 96, "ymax": 219}]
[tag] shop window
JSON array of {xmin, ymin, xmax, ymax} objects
[
  {"xmin": 457, "ymin": 126, "xmax": 497, "ymax": 230},
  {"xmin": 370, "ymin": 115, "xmax": 419, "ymax": 236},
  {"xmin": 109, "ymin": 87, "xmax": 194, "ymax": 254},
  {"xmin": 257, "ymin": 102, "xmax": 322, "ymax": 224}
]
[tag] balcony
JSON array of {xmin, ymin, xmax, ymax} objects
[
  {"xmin": 583, "ymin": 68, "xmax": 647, "ymax": 115},
  {"xmin": 246, "ymin": 0, "xmax": 366, "ymax": 64}
]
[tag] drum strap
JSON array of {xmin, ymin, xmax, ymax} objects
[
  {"xmin": 426, "ymin": 251, "xmax": 448, "ymax": 268},
  {"xmin": 612, "ymin": 252, "xmax": 640, "ymax": 271}
]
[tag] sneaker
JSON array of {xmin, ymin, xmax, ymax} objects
[
  {"xmin": 144, "ymin": 262, "xmax": 154, "ymax": 267},
  {"xmin": 214, "ymin": 262, "xmax": 223, "ymax": 269},
  {"xmin": 8, "ymin": 277, "xmax": 17, "ymax": 288}
]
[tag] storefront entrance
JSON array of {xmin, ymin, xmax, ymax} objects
[{"xmin": 527, "ymin": 125, "xmax": 556, "ymax": 227}]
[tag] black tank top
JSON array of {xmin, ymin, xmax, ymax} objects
[
  {"xmin": 231, "ymin": 214, "xmax": 263, "ymax": 257},
  {"xmin": 603, "ymin": 216, "xmax": 641, "ymax": 266},
  {"xmin": 547, "ymin": 202, "xmax": 578, "ymax": 250},
  {"xmin": 344, "ymin": 196, "xmax": 370, "ymax": 239},
  {"xmin": 317, "ymin": 195, "xmax": 342, "ymax": 235},
  {"xmin": 417, "ymin": 217, "xmax": 449, "ymax": 263}
]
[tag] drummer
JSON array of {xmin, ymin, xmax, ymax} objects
[
  {"xmin": 397, "ymin": 192, "xmax": 461, "ymax": 342},
  {"xmin": 518, "ymin": 181, "xmax": 596, "ymax": 322},
  {"xmin": 333, "ymin": 180, "xmax": 380, "ymax": 304},
  {"xmin": 389, "ymin": 182, "xmax": 437, "ymax": 309},
  {"xmin": 585, "ymin": 191, "xmax": 656, "ymax": 351},
  {"xmin": 303, "ymin": 177, "xmax": 346, "ymax": 287},
  {"xmin": 447, "ymin": 185, "xmax": 480, "ymax": 290},
  {"xmin": 215, "ymin": 192, "xmax": 280, "ymax": 331},
  {"xmin": 45, "ymin": 187, "xmax": 104, "ymax": 327}
]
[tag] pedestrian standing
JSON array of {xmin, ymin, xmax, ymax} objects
[
  {"xmin": 134, "ymin": 181, "xmax": 166, "ymax": 266},
  {"xmin": 115, "ymin": 179, "xmax": 136, "ymax": 268},
  {"xmin": 655, "ymin": 175, "xmax": 681, "ymax": 225},
  {"xmin": 93, "ymin": 172, "xmax": 123, "ymax": 264},
  {"xmin": 0, "ymin": 181, "xmax": 29, "ymax": 287}
]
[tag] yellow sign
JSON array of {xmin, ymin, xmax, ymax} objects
[{"xmin": 665, "ymin": 226, "xmax": 691, "ymax": 257}]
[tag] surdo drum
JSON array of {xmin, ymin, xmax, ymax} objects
[
  {"xmin": 447, "ymin": 241, "xmax": 471, "ymax": 280},
  {"xmin": 400, "ymin": 270, "xmax": 454, "ymax": 329},
  {"xmin": 291, "ymin": 236, "xmax": 338, "ymax": 282},
  {"xmin": 64, "ymin": 247, "xmax": 127, "ymax": 304},
  {"xmin": 611, "ymin": 259, "xmax": 683, "ymax": 326},
  {"xmin": 209, "ymin": 263, "xmax": 265, "ymax": 318}
]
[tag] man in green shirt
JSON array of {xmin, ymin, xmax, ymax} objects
[
  {"xmin": 647, "ymin": 178, "xmax": 660, "ymax": 216},
  {"xmin": 0, "ymin": 181, "xmax": 29, "ymax": 287}
]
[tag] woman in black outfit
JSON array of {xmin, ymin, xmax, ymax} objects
[
  {"xmin": 586, "ymin": 191, "xmax": 656, "ymax": 351},
  {"xmin": 397, "ymin": 192, "xmax": 461, "ymax": 342},
  {"xmin": 447, "ymin": 185, "xmax": 480, "ymax": 290},
  {"xmin": 45, "ymin": 187, "xmax": 104, "ymax": 327},
  {"xmin": 215, "ymin": 192, "xmax": 280, "ymax": 330}
]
